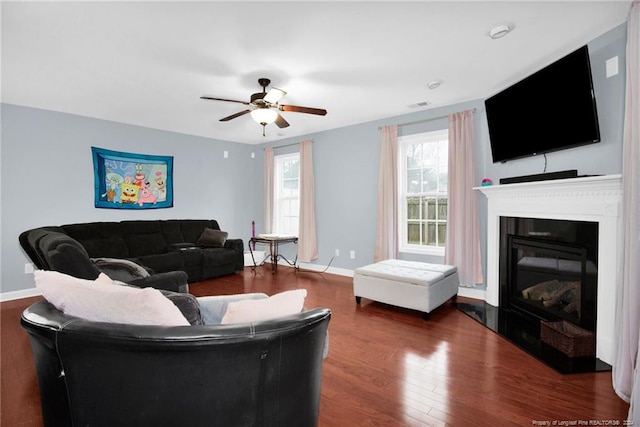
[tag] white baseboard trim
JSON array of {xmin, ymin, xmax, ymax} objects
[
  {"xmin": 457, "ymin": 286, "xmax": 485, "ymax": 300},
  {"xmin": 245, "ymin": 261, "xmax": 355, "ymax": 278},
  {"xmin": 296, "ymin": 262, "xmax": 354, "ymax": 277},
  {"xmin": 1, "ymin": 287, "xmax": 41, "ymax": 302}
]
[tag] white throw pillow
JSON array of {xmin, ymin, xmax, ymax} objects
[
  {"xmin": 95, "ymin": 272, "xmax": 115, "ymax": 284},
  {"xmin": 34, "ymin": 270, "xmax": 189, "ymax": 326},
  {"xmin": 221, "ymin": 289, "xmax": 307, "ymax": 324}
]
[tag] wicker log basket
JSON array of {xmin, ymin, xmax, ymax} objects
[{"xmin": 540, "ymin": 320, "xmax": 595, "ymax": 357}]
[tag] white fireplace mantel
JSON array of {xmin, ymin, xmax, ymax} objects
[{"xmin": 476, "ymin": 174, "xmax": 623, "ymax": 364}]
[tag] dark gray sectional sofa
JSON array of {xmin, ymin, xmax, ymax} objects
[{"xmin": 20, "ymin": 219, "xmax": 244, "ymax": 284}]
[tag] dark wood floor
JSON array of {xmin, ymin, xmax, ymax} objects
[{"xmin": 2, "ymin": 266, "xmax": 630, "ymax": 426}]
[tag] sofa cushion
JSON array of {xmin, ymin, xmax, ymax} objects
[
  {"xmin": 38, "ymin": 233, "xmax": 101, "ymax": 280},
  {"xmin": 136, "ymin": 252, "xmax": 184, "ymax": 274},
  {"xmin": 62, "ymin": 222, "xmax": 122, "ymax": 239},
  {"xmin": 79, "ymin": 237, "xmax": 130, "ymax": 258},
  {"xmin": 196, "ymin": 228, "xmax": 228, "ymax": 248},
  {"xmin": 161, "ymin": 220, "xmax": 185, "ymax": 244},
  {"xmin": 201, "ymin": 247, "xmax": 236, "ymax": 265},
  {"xmin": 221, "ymin": 289, "xmax": 307, "ymax": 324},
  {"xmin": 176, "ymin": 247, "xmax": 203, "ymax": 266},
  {"xmin": 120, "ymin": 220, "xmax": 162, "ymax": 235},
  {"xmin": 34, "ymin": 270, "xmax": 189, "ymax": 326},
  {"xmin": 125, "ymin": 233, "xmax": 168, "ymax": 257},
  {"xmin": 21, "ymin": 228, "xmax": 62, "ymax": 270}
]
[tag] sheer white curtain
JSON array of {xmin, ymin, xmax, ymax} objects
[
  {"xmin": 298, "ymin": 140, "xmax": 318, "ymax": 262},
  {"xmin": 614, "ymin": 1, "xmax": 640, "ymax": 421},
  {"xmin": 264, "ymin": 147, "xmax": 274, "ymax": 234},
  {"xmin": 444, "ymin": 110, "xmax": 483, "ymax": 286},
  {"xmin": 374, "ymin": 125, "xmax": 399, "ymax": 262}
]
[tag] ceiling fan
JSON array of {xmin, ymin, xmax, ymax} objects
[{"xmin": 200, "ymin": 78, "xmax": 327, "ymax": 136}]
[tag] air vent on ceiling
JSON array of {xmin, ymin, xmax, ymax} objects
[{"xmin": 408, "ymin": 101, "xmax": 430, "ymax": 109}]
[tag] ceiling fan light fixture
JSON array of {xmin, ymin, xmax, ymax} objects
[
  {"xmin": 263, "ymin": 87, "xmax": 287, "ymax": 104},
  {"xmin": 251, "ymin": 108, "xmax": 278, "ymax": 125},
  {"xmin": 201, "ymin": 77, "xmax": 326, "ymax": 136}
]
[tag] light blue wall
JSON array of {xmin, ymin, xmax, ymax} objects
[
  {"xmin": 253, "ymin": 100, "xmax": 484, "ymax": 270},
  {"xmin": 1, "ymin": 23, "xmax": 626, "ymax": 295},
  {"xmin": 1, "ymin": 105, "xmax": 258, "ymax": 293},
  {"xmin": 479, "ymin": 23, "xmax": 626, "ymax": 182},
  {"xmin": 255, "ymin": 23, "xmax": 627, "ymax": 281}
]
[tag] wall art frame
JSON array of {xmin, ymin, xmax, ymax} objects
[{"xmin": 92, "ymin": 146, "xmax": 174, "ymax": 210}]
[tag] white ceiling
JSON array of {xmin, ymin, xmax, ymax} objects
[{"xmin": 1, "ymin": 1, "xmax": 631, "ymax": 144}]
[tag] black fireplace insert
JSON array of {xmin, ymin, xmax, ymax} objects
[
  {"xmin": 505, "ymin": 235, "xmax": 597, "ymax": 331},
  {"xmin": 499, "ymin": 217, "xmax": 598, "ymax": 332}
]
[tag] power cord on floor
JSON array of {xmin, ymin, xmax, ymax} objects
[{"xmin": 296, "ymin": 256, "xmax": 335, "ymax": 274}]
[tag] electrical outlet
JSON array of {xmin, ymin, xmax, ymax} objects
[
  {"xmin": 334, "ymin": 249, "xmax": 340, "ymax": 257},
  {"xmin": 223, "ymin": 150, "xmax": 229, "ymax": 158},
  {"xmin": 350, "ymin": 250, "xmax": 356, "ymax": 259},
  {"xmin": 24, "ymin": 263, "xmax": 34, "ymax": 274}
]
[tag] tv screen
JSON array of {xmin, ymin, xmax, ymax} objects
[{"xmin": 485, "ymin": 45, "xmax": 600, "ymax": 163}]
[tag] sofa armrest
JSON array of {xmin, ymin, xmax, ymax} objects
[
  {"xmin": 129, "ymin": 271, "xmax": 189, "ymax": 293},
  {"xmin": 224, "ymin": 238, "xmax": 245, "ymax": 271},
  {"xmin": 92, "ymin": 257, "xmax": 153, "ymax": 281}
]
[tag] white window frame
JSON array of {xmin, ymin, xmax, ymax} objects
[
  {"xmin": 273, "ymin": 152, "xmax": 300, "ymax": 236},
  {"xmin": 398, "ymin": 129, "xmax": 449, "ymax": 256}
]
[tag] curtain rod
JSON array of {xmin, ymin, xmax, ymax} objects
[
  {"xmin": 378, "ymin": 108, "xmax": 476, "ymax": 130},
  {"xmin": 264, "ymin": 140, "xmax": 314, "ymax": 151}
]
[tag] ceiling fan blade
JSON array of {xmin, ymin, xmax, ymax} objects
[
  {"xmin": 280, "ymin": 105, "xmax": 327, "ymax": 116},
  {"xmin": 201, "ymin": 96, "xmax": 250, "ymax": 106},
  {"xmin": 264, "ymin": 87, "xmax": 287, "ymax": 104},
  {"xmin": 274, "ymin": 113, "xmax": 290, "ymax": 129},
  {"xmin": 220, "ymin": 109, "xmax": 251, "ymax": 121}
]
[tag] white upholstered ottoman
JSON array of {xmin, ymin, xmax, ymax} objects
[{"xmin": 353, "ymin": 259, "xmax": 459, "ymax": 320}]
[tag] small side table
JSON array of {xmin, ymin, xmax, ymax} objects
[{"xmin": 249, "ymin": 235, "xmax": 298, "ymax": 274}]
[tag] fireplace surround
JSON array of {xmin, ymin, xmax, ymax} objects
[{"xmin": 476, "ymin": 175, "xmax": 622, "ymax": 366}]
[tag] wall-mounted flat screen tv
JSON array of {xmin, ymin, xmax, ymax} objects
[{"xmin": 485, "ymin": 45, "xmax": 600, "ymax": 163}]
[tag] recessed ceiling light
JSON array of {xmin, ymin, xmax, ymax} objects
[
  {"xmin": 488, "ymin": 24, "xmax": 513, "ymax": 40},
  {"xmin": 426, "ymin": 80, "xmax": 443, "ymax": 90}
]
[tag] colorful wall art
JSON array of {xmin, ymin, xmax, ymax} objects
[{"xmin": 92, "ymin": 147, "xmax": 173, "ymax": 209}]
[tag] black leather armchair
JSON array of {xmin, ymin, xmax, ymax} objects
[{"xmin": 21, "ymin": 300, "xmax": 331, "ymax": 427}]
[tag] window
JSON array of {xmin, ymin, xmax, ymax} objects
[
  {"xmin": 273, "ymin": 153, "xmax": 300, "ymax": 236},
  {"xmin": 398, "ymin": 129, "xmax": 448, "ymax": 255}
]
